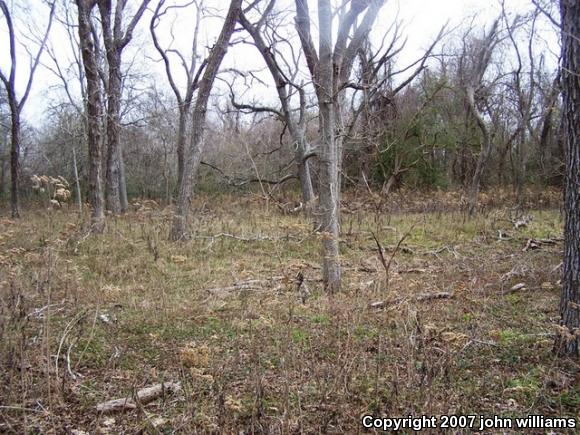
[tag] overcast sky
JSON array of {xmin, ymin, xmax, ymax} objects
[{"xmin": 0, "ymin": 0, "xmax": 560, "ymax": 126}]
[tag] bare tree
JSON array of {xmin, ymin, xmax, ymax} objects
[
  {"xmin": 344, "ymin": 24, "xmax": 445, "ymax": 191},
  {"xmin": 76, "ymin": 0, "xmax": 106, "ymax": 232},
  {"xmin": 501, "ymin": 5, "xmax": 539, "ymax": 210},
  {"xmin": 170, "ymin": 0, "xmax": 243, "ymax": 241},
  {"xmin": 236, "ymin": 1, "xmax": 315, "ymax": 209},
  {"xmin": 0, "ymin": 0, "xmax": 56, "ymax": 218},
  {"xmin": 150, "ymin": 0, "xmax": 203, "ymax": 193},
  {"xmin": 294, "ymin": 0, "xmax": 385, "ymax": 292},
  {"xmin": 98, "ymin": 0, "xmax": 151, "ymax": 214},
  {"xmin": 555, "ymin": 0, "xmax": 580, "ymax": 357},
  {"xmin": 460, "ymin": 19, "xmax": 501, "ymax": 215}
]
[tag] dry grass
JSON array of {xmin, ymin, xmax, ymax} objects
[{"xmin": 0, "ymin": 190, "xmax": 578, "ymax": 434}]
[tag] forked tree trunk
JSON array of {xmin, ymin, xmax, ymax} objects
[
  {"xmin": 98, "ymin": 0, "xmax": 150, "ymax": 214},
  {"xmin": 294, "ymin": 0, "xmax": 383, "ymax": 292},
  {"xmin": 555, "ymin": 0, "xmax": 580, "ymax": 357},
  {"xmin": 76, "ymin": 0, "xmax": 105, "ymax": 232},
  {"xmin": 170, "ymin": 0, "xmax": 242, "ymax": 241}
]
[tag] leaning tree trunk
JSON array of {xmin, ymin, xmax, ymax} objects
[
  {"xmin": 76, "ymin": 0, "xmax": 105, "ymax": 232},
  {"xmin": 555, "ymin": 0, "xmax": 580, "ymax": 357},
  {"xmin": 170, "ymin": 0, "xmax": 242, "ymax": 241}
]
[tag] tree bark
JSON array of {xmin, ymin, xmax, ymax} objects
[
  {"xmin": 170, "ymin": 0, "xmax": 242, "ymax": 241},
  {"xmin": 76, "ymin": 0, "xmax": 105, "ymax": 232},
  {"xmin": 555, "ymin": 0, "xmax": 580, "ymax": 357}
]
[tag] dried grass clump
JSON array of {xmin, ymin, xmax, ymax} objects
[
  {"xmin": 31, "ymin": 174, "xmax": 72, "ymax": 207},
  {"xmin": 179, "ymin": 344, "xmax": 210, "ymax": 368}
]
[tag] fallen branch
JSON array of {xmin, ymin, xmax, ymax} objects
[
  {"xmin": 96, "ymin": 382, "xmax": 181, "ymax": 414},
  {"xmin": 205, "ymin": 277, "xmax": 285, "ymax": 296},
  {"xmin": 200, "ymin": 161, "xmax": 297, "ymax": 187},
  {"xmin": 203, "ymin": 232, "xmax": 274, "ymax": 242},
  {"xmin": 399, "ymin": 268, "xmax": 428, "ymax": 274},
  {"xmin": 416, "ymin": 292, "xmax": 453, "ymax": 302},
  {"xmin": 369, "ymin": 291, "xmax": 452, "ymax": 308}
]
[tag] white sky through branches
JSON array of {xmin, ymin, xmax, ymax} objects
[{"xmin": 0, "ymin": 0, "xmax": 560, "ymax": 126}]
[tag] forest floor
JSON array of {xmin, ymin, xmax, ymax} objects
[{"xmin": 0, "ymin": 188, "xmax": 578, "ymax": 434}]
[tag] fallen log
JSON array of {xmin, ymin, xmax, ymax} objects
[{"xmin": 96, "ymin": 382, "xmax": 181, "ymax": 414}]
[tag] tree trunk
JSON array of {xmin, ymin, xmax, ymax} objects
[
  {"xmin": 76, "ymin": 0, "xmax": 105, "ymax": 233},
  {"xmin": 104, "ymin": 52, "xmax": 122, "ymax": 214},
  {"xmin": 555, "ymin": 0, "xmax": 580, "ymax": 357},
  {"xmin": 296, "ymin": 133, "xmax": 315, "ymax": 204},
  {"xmin": 170, "ymin": 0, "xmax": 242, "ymax": 241},
  {"xmin": 316, "ymin": 0, "xmax": 341, "ymax": 293},
  {"xmin": 515, "ymin": 131, "xmax": 527, "ymax": 210},
  {"xmin": 9, "ymin": 103, "xmax": 20, "ymax": 218},
  {"xmin": 98, "ymin": 0, "xmax": 149, "ymax": 213},
  {"xmin": 539, "ymin": 78, "xmax": 560, "ymax": 185},
  {"xmin": 466, "ymin": 87, "xmax": 492, "ymax": 215},
  {"xmin": 0, "ymin": 129, "xmax": 8, "ymax": 197},
  {"xmin": 170, "ymin": 112, "xmax": 205, "ymax": 241},
  {"xmin": 72, "ymin": 146, "xmax": 82, "ymax": 213},
  {"xmin": 176, "ymin": 107, "xmax": 187, "ymax": 192},
  {"xmin": 297, "ymin": 154, "xmax": 314, "ymax": 203},
  {"xmin": 118, "ymin": 141, "xmax": 128, "ymax": 211}
]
